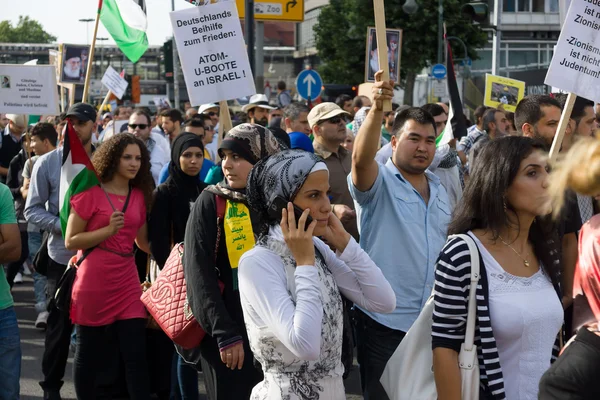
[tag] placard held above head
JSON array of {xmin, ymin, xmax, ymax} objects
[
  {"xmin": 101, "ymin": 66, "xmax": 128, "ymax": 100},
  {"xmin": 545, "ymin": 0, "xmax": 600, "ymax": 103},
  {"xmin": 0, "ymin": 65, "xmax": 59, "ymax": 115},
  {"xmin": 170, "ymin": 1, "xmax": 256, "ymax": 106}
]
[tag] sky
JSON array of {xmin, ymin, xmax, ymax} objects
[{"xmin": 3, "ymin": 0, "xmax": 197, "ymax": 46}]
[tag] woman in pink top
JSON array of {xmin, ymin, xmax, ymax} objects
[{"xmin": 65, "ymin": 133, "xmax": 154, "ymax": 399}]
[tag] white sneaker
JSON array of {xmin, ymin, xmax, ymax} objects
[
  {"xmin": 35, "ymin": 311, "xmax": 49, "ymax": 329},
  {"xmin": 22, "ymin": 262, "xmax": 32, "ymax": 276},
  {"xmin": 13, "ymin": 272, "xmax": 23, "ymax": 284}
]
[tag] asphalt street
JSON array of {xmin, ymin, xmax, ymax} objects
[{"xmin": 13, "ymin": 276, "xmax": 363, "ymax": 399}]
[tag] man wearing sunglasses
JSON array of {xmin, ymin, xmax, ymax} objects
[
  {"xmin": 309, "ymin": 103, "xmax": 359, "ymax": 241},
  {"xmin": 128, "ymin": 109, "xmax": 170, "ymax": 185}
]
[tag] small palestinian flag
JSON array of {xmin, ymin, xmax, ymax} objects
[{"xmin": 59, "ymin": 120, "xmax": 100, "ymax": 235}]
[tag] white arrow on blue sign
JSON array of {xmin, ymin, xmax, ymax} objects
[
  {"xmin": 431, "ymin": 64, "xmax": 447, "ymax": 79},
  {"xmin": 296, "ymin": 69, "xmax": 323, "ymax": 101}
]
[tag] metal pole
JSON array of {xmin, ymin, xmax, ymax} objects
[
  {"xmin": 492, "ymin": 0, "xmax": 502, "ymax": 75},
  {"xmin": 171, "ymin": 0, "xmax": 180, "ymax": 109},
  {"xmin": 437, "ymin": 0, "xmax": 444, "ymax": 64},
  {"xmin": 255, "ymin": 21, "xmax": 264, "ymax": 92},
  {"xmin": 245, "ymin": 0, "xmax": 255, "ymax": 75}
]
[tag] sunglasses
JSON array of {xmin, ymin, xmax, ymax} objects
[
  {"xmin": 207, "ymin": 112, "xmax": 217, "ymax": 117},
  {"xmin": 128, "ymin": 123, "xmax": 148, "ymax": 130},
  {"xmin": 322, "ymin": 116, "xmax": 343, "ymax": 125}
]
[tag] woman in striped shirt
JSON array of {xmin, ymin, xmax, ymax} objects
[{"xmin": 432, "ymin": 136, "xmax": 563, "ymax": 400}]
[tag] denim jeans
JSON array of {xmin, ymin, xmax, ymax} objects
[
  {"xmin": 28, "ymin": 231, "xmax": 47, "ymax": 313},
  {"xmin": 0, "ymin": 306, "xmax": 21, "ymax": 399},
  {"xmin": 170, "ymin": 353, "xmax": 199, "ymax": 400},
  {"xmin": 354, "ymin": 309, "xmax": 406, "ymax": 400}
]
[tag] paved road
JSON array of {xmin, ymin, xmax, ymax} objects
[{"xmin": 14, "ymin": 277, "xmax": 363, "ymax": 399}]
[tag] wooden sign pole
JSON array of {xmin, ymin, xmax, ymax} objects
[
  {"xmin": 373, "ymin": 0, "xmax": 392, "ymax": 111},
  {"xmin": 82, "ymin": 0, "xmax": 103, "ymax": 104},
  {"xmin": 217, "ymin": 100, "xmax": 233, "ymax": 162},
  {"xmin": 548, "ymin": 92, "xmax": 576, "ymax": 164}
]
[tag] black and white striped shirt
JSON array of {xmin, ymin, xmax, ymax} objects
[{"xmin": 431, "ymin": 235, "xmax": 561, "ymax": 400}]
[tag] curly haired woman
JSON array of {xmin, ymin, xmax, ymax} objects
[{"xmin": 65, "ymin": 133, "xmax": 154, "ymax": 399}]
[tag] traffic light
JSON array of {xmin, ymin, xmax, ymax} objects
[
  {"xmin": 461, "ymin": 2, "xmax": 489, "ymax": 24},
  {"xmin": 163, "ymin": 39, "xmax": 174, "ymax": 82}
]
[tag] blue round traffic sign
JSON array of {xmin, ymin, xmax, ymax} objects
[
  {"xmin": 431, "ymin": 64, "xmax": 447, "ymax": 79},
  {"xmin": 295, "ymin": 70, "xmax": 323, "ymax": 101}
]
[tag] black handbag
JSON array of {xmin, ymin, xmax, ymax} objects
[
  {"xmin": 54, "ymin": 186, "xmax": 133, "ymax": 312},
  {"xmin": 33, "ymin": 231, "xmax": 50, "ymax": 276}
]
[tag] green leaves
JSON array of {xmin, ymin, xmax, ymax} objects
[{"xmin": 0, "ymin": 16, "xmax": 57, "ymax": 44}]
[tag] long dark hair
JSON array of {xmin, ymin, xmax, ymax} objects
[
  {"xmin": 450, "ymin": 136, "xmax": 560, "ymax": 285},
  {"xmin": 92, "ymin": 133, "xmax": 154, "ymax": 210}
]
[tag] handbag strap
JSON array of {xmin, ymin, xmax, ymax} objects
[
  {"xmin": 448, "ymin": 233, "xmax": 480, "ymax": 352},
  {"xmin": 77, "ymin": 186, "xmax": 133, "ymax": 267},
  {"xmin": 214, "ymin": 194, "xmax": 227, "ymax": 263}
]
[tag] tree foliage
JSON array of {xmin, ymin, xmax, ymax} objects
[
  {"xmin": 0, "ymin": 16, "xmax": 57, "ymax": 44},
  {"xmin": 314, "ymin": 0, "xmax": 486, "ymax": 86}
]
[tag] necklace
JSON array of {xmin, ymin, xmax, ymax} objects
[{"xmin": 498, "ymin": 235, "xmax": 530, "ymax": 267}]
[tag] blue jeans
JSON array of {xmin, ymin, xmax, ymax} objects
[
  {"xmin": 28, "ymin": 231, "xmax": 47, "ymax": 313},
  {"xmin": 170, "ymin": 353, "xmax": 199, "ymax": 400},
  {"xmin": 0, "ymin": 306, "xmax": 21, "ymax": 399}
]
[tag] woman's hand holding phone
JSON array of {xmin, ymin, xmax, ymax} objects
[
  {"xmin": 281, "ymin": 202, "xmax": 317, "ymax": 266},
  {"xmin": 321, "ymin": 212, "xmax": 351, "ymax": 253}
]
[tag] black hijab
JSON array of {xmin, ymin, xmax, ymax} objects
[{"xmin": 165, "ymin": 133, "xmax": 205, "ymax": 199}]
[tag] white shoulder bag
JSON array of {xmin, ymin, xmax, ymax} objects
[{"xmin": 380, "ymin": 234, "xmax": 481, "ymax": 400}]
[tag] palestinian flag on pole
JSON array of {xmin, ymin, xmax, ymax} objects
[
  {"xmin": 101, "ymin": 0, "xmax": 148, "ymax": 63},
  {"xmin": 436, "ymin": 35, "xmax": 468, "ymax": 148},
  {"xmin": 59, "ymin": 121, "xmax": 100, "ymax": 235}
]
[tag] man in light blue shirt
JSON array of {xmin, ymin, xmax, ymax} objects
[{"xmin": 348, "ymin": 73, "xmax": 451, "ymax": 399}]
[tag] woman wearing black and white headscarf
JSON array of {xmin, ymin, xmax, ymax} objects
[{"xmin": 240, "ymin": 149, "xmax": 396, "ymax": 399}]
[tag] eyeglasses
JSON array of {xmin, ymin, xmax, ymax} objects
[
  {"xmin": 322, "ymin": 116, "xmax": 343, "ymax": 125},
  {"xmin": 128, "ymin": 124, "xmax": 148, "ymax": 130},
  {"xmin": 206, "ymin": 125, "xmax": 215, "ymax": 131}
]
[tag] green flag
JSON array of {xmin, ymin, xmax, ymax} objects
[{"xmin": 100, "ymin": 0, "xmax": 148, "ymax": 63}]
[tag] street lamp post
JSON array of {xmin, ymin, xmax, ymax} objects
[
  {"xmin": 97, "ymin": 37, "xmax": 109, "ymax": 73},
  {"xmin": 79, "ymin": 18, "xmax": 94, "ymax": 45}
]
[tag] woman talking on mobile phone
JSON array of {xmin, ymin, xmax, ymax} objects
[
  {"xmin": 240, "ymin": 149, "xmax": 396, "ymax": 399},
  {"xmin": 64, "ymin": 133, "xmax": 154, "ymax": 399}
]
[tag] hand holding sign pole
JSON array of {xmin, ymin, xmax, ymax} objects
[{"xmin": 373, "ymin": 0, "xmax": 392, "ymax": 112}]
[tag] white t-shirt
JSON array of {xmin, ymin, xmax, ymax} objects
[{"xmin": 470, "ymin": 233, "xmax": 563, "ymax": 400}]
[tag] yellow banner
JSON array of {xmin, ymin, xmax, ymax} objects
[{"xmin": 224, "ymin": 200, "xmax": 255, "ymax": 269}]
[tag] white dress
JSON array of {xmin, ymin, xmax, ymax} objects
[
  {"xmin": 238, "ymin": 226, "xmax": 396, "ymax": 400},
  {"xmin": 471, "ymin": 234, "xmax": 563, "ymax": 400}
]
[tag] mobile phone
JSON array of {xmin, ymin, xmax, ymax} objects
[{"xmin": 268, "ymin": 196, "xmax": 314, "ymax": 230}]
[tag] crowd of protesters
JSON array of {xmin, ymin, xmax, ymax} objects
[{"xmin": 1, "ymin": 73, "xmax": 600, "ymax": 400}]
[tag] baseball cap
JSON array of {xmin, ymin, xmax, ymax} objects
[
  {"xmin": 5, "ymin": 114, "xmax": 28, "ymax": 128},
  {"xmin": 66, "ymin": 103, "xmax": 97, "ymax": 122},
  {"xmin": 307, "ymin": 102, "xmax": 349, "ymax": 128},
  {"xmin": 102, "ymin": 112, "xmax": 113, "ymax": 120}
]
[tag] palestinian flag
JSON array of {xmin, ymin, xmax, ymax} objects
[
  {"xmin": 101, "ymin": 0, "xmax": 148, "ymax": 63},
  {"xmin": 59, "ymin": 121, "xmax": 100, "ymax": 235}
]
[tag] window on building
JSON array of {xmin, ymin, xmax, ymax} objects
[{"xmin": 297, "ymin": 8, "xmax": 321, "ymax": 50}]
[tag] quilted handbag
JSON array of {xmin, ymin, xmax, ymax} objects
[
  {"xmin": 141, "ymin": 194, "xmax": 226, "ymax": 349},
  {"xmin": 380, "ymin": 234, "xmax": 481, "ymax": 400}
]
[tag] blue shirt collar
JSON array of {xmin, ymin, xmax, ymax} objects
[{"xmin": 383, "ymin": 158, "xmax": 441, "ymax": 187}]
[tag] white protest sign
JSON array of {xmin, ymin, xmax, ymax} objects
[
  {"xmin": 0, "ymin": 64, "xmax": 59, "ymax": 115},
  {"xmin": 101, "ymin": 66, "xmax": 128, "ymax": 99},
  {"xmin": 545, "ymin": 0, "xmax": 600, "ymax": 103},
  {"xmin": 170, "ymin": 1, "xmax": 256, "ymax": 106}
]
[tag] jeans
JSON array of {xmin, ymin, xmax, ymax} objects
[
  {"xmin": 171, "ymin": 353, "xmax": 199, "ymax": 400},
  {"xmin": 74, "ymin": 318, "xmax": 150, "ymax": 400},
  {"xmin": 354, "ymin": 309, "xmax": 406, "ymax": 400},
  {"xmin": 28, "ymin": 231, "xmax": 47, "ymax": 313},
  {"xmin": 39, "ymin": 259, "xmax": 72, "ymax": 392},
  {"xmin": 0, "ymin": 306, "xmax": 21, "ymax": 399}
]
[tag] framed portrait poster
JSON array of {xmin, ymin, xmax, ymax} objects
[{"xmin": 365, "ymin": 27, "xmax": 402, "ymax": 83}]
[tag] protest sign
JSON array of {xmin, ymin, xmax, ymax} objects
[
  {"xmin": 0, "ymin": 64, "xmax": 59, "ymax": 115},
  {"xmin": 545, "ymin": 0, "xmax": 600, "ymax": 103},
  {"xmin": 170, "ymin": 1, "xmax": 255, "ymax": 106},
  {"xmin": 101, "ymin": 66, "xmax": 128, "ymax": 99},
  {"xmin": 365, "ymin": 27, "xmax": 402, "ymax": 83},
  {"xmin": 483, "ymin": 74, "xmax": 525, "ymax": 113},
  {"xmin": 60, "ymin": 44, "xmax": 89, "ymax": 84}
]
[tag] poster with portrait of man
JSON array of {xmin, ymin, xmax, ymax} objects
[
  {"xmin": 60, "ymin": 44, "xmax": 90, "ymax": 84},
  {"xmin": 365, "ymin": 27, "xmax": 402, "ymax": 83}
]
